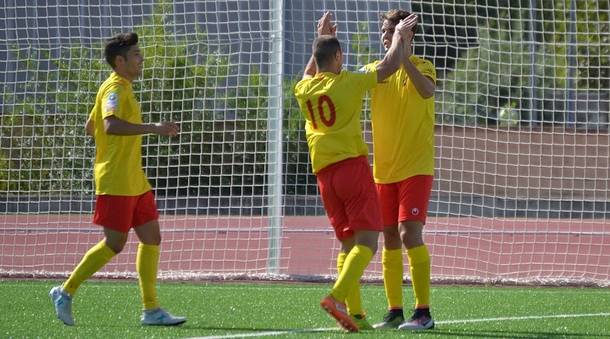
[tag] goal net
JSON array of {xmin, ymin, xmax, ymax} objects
[{"xmin": 1, "ymin": 0, "xmax": 608, "ymax": 286}]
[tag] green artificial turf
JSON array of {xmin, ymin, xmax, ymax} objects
[{"xmin": 1, "ymin": 280, "xmax": 608, "ymax": 338}]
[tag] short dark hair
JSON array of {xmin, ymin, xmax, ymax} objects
[
  {"xmin": 381, "ymin": 9, "xmax": 418, "ymax": 35},
  {"xmin": 104, "ymin": 32, "xmax": 139, "ymax": 68},
  {"xmin": 313, "ymin": 35, "xmax": 341, "ymax": 69}
]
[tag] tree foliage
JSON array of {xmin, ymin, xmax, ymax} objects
[
  {"xmin": 437, "ymin": 0, "xmax": 609, "ymax": 126},
  {"xmin": 0, "ymin": 2, "xmax": 270, "ymax": 200},
  {"xmin": 2, "ymin": 0, "xmax": 608, "ymax": 198},
  {"xmin": 0, "ymin": 46, "xmax": 103, "ymax": 195}
]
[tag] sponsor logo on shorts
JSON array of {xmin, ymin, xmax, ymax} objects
[{"xmin": 411, "ymin": 207, "xmax": 420, "ymax": 216}]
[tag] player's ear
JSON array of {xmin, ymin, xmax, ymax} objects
[
  {"xmin": 334, "ymin": 50, "xmax": 342, "ymax": 62},
  {"xmin": 114, "ymin": 55, "xmax": 126, "ymax": 68}
]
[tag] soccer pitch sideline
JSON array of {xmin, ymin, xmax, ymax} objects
[{"xmin": 1, "ymin": 280, "xmax": 608, "ymax": 338}]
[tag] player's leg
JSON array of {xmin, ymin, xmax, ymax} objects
[
  {"xmin": 63, "ymin": 227, "xmax": 126, "ymax": 295},
  {"xmin": 334, "ymin": 233, "xmax": 374, "ymax": 330},
  {"xmin": 316, "ymin": 158, "xmax": 359, "ymax": 332},
  {"xmin": 50, "ymin": 195, "xmax": 131, "ymax": 326},
  {"xmin": 336, "ymin": 240, "xmax": 372, "ymax": 330},
  {"xmin": 397, "ymin": 220, "xmax": 433, "ymax": 330},
  {"xmin": 322, "ymin": 231, "xmax": 377, "ymax": 333},
  {"xmin": 134, "ymin": 219, "xmax": 161, "ymax": 311},
  {"xmin": 318, "ymin": 232, "xmax": 358, "ymax": 331},
  {"xmin": 133, "ymin": 191, "xmax": 186, "ymax": 326},
  {"xmin": 50, "ymin": 228, "xmax": 123, "ymax": 326},
  {"xmin": 374, "ymin": 183, "xmax": 406, "ymax": 329},
  {"xmin": 374, "ymin": 226, "xmax": 405, "ymax": 328},
  {"xmin": 320, "ymin": 157, "xmax": 382, "ymax": 332},
  {"xmin": 337, "ymin": 239, "xmax": 360, "ymax": 316},
  {"xmin": 396, "ymin": 175, "xmax": 434, "ymax": 331}
]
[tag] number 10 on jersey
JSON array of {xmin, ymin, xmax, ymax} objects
[{"xmin": 306, "ymin": 95, "xmax": 336, "ymax": 129}]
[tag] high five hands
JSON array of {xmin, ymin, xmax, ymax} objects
[
  {"xmin": 317, "ymin": 11, "xmax": 337, "ymax": 36},
  {"xmin": 395, "ymin": 13, "xmax": 418, "ymax": 57},
  {"xmin": 394, "ymin": 13, "xmax": 417, "ymax": 40}
]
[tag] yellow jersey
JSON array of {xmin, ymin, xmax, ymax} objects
[
  {"xmin": 364, "ymin": 56, "xmax": 436, "ymax": 183},
  {"xmin": 89, "ymin": 72, "xmax": 151, "ymax": 196},
  {"xmin": 294, "ymin": 70, "xmax": 378, "ymax": 174}
]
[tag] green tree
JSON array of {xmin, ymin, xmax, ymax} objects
[
  {"xmin": 0, "ymin": 152, "xmax": 7, "ymax": 192},
  {"xmin": 282, "ymin": 78, "xmax": 318, "ymax": 198},
  {"xmin": 544, "ymin": 0, "xmax": 609, "ymax": 89},
  {"xmin": 1, "ymin": 2, "xmax": 270, "ymax": 207},
  {"xmin": 440, "ymin": 14, "xmax": 547, "ymax": 126},
  {"xmin": 436, "ymin": 0, "xmax": 609, "ymax": 126},
  {"xmin": 0, "ymin": 45, "xmax": 102, "ymax": 195},
  {"xmin": 132, "ymin": 3, "xmax": 270, "ymax": 200}
]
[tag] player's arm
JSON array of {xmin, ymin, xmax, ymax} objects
[
  {"xmin": 375, "ymin": 14, "xmax": 417, "ymax": 82},
  {"xmin": 403, "ymin": 59, "xmax": 435, "ymax": 99},
  {"xmin": 399, "ymin": 14, "xmax": 435, "ymax": 98},
  {"xmin": 302, "ymin": 55, "xmax": 316, "ymax": 80},
  {"xmin": 302, "ymin": 11, "xmax": 337, "ymax": 80},
  {"xmin": 85, "ymin": 116, "xmax": 94, "ymax": 136},
  {"xmin": 103, "ymin": 116, "xmax": 179, "ymax": 137}
]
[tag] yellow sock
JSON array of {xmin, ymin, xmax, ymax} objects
[
  {"xmin": 407, "ymin": 245, "xmax": 431, "ymax": 308},
  {"xmin": 337, "ymin": 251, "xmax": 362, "ymax": 315},
  {"xmin": 62, "ymin": 240, "xmax": 116, "ymax": 296},
  {"xmin": 136, "ymin": 243, "xmax": 160, "ymax": 310},
  {"xmin": 382, "ymin": 248, "xmax": 404, "ymax": 309},
  {"xmin": 330, "ymin": 245, "xmax": 373, "ymax": 302}
]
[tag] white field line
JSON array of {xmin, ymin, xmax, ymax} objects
[
  {"xmin": 437, "ymin": 312, "xmax": 610, "ymax": 324},
  {"xmin": 189, "ymin": 312, "xmax": 610, "ymax": 339}
]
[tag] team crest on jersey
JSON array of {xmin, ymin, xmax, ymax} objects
[{"xmin": 105, "ymin": 92, "xmax": 118, "ymax": 111}]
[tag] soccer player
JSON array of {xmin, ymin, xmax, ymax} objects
[
  {"xmin": 362, "ymin": 10, "xmax": 437, "ymax": 330},
  {"xmin": 49, "ymin": 32, "xmax": 186, "ymax": 326},
  {"xmin": 294, "ymin": 12, "xmax": 415, "ymax": 332}
]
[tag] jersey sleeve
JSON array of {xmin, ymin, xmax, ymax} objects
[
  {"xmin": 362, "ymin": 61, "xmax": 378, "ymax": 73},
  {"xmin": 294, "ymin": 78, "xmax": 311, "ymax": 100},
  {"xmin": 416, "ymin": 58, "xmax": 437, "ymax": 83},
  {"xmin": 101, "ymin": 84, "xmax": 122, "ymax": 120},
  {"xmin": 346, "ymin": 70, "xmax": 378, "ymax": 93}
]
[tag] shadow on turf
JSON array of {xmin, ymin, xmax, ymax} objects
[{"xmin": 431, "ymin": 329, "xmax": 608, "ymax": 338}]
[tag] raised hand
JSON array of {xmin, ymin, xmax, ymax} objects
[
  {"xmin": 395, "ymin": 13, "xmax": 418, "ymax": 57},
  {"xmin": 317, "ymin": 11, "xmax": 337, "ymax": 36},
  {"xmin": 395, "ymin": 13, "xmax": 418, "ymax": 40}
]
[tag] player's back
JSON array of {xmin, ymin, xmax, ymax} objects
[{"xmin": 294, "ymin": 70, "xmax": 377, "ymax": 174}]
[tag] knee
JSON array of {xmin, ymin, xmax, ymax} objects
[
  {"xmin": 399, "ymin": 228, "xmax": 408, "ymax": 244},
  {"xmin": 135, "ymin": 220, "xmax": 162, "ymax": 245},
  {"xmin": 105, "ymin": 239, "xmax": 126, "ymax": 254},
  {"xmin": 362, "ymin": 238, "xmax": 379, "ymax": 255},
  {"xmin": 383, "ymin": 227, "xmax": 402, "ymax": 249},
  {"xmin": 399, "ymin": 222, "xmax": 424, "ymax": 249},
  {"xmin": 401, "ymin": 230, "xmax": 423, "ymax": 249},
  {"xmin": 341, "ymin": 238, "xmax": 355, "ymax": 253},
  {"xmin": 354, "ymin": 231, "xmax": 379, "ymax": 254},
  {"xmin": 143, "ymin": 233, "xmax": 161, "ymax": 246}
]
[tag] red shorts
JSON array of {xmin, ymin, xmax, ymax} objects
[
  {"xmin": 93, "ymin": 191, "xmax": 159, "ymax": 233},
  {"xmin": 376, "ymin": 175, "xmax": 433, "ymax": 226},
  {"xmin": 316, "ymin": 156, "xmax": 383, "ymax": 241}
]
